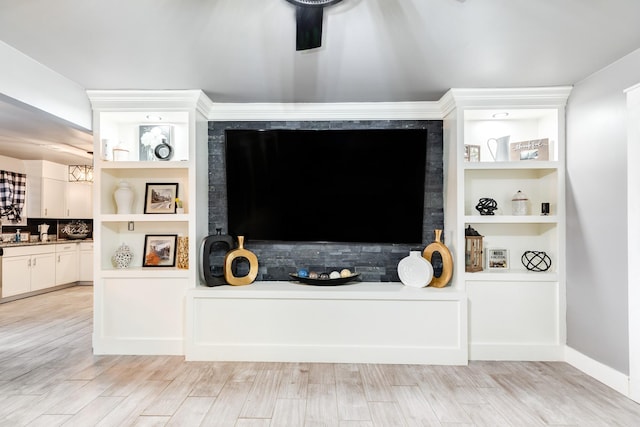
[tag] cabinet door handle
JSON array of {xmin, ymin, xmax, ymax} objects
[
  {"xmin": 67, "ymin": 209, "xmax": 70, "ymax": 216},
  {"xmin": 45, "ymin": 208, "xmax": 48, "ymax": 216},
  {"xmin": 33, "ymin": 258, "xmax": 36, "ymax": 267},
  {"xmin": 57, "ymin": 255, "xmax": 60, "ymax": 263},
  {"xmin": 28, "ymin": 259, "xmax": 31, "ymax": 267}
]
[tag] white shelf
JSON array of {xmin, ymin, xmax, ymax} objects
[
  {"xmin": 464, "ymin": 270, "xmax": 558, "ymax": 282},
  {"xmin": 101, "ymin": 214, "xmax": 189, "ymax": 222},
  {"xmin": 101, "ymin": 267, "xmax": 190, "ymax": 278},
  {"xmin": 100, "ymin": 161, "xmax": 189, "ymax": 170},
  {"xmin": 463, "ymin": 161, "xmax": 559, "ymax": 171},
  {"xmin": 191, "ymin": 281, "xmax": 466, "ymax": 301},
  {"xmin": 465, "ymin": 215, "xmax": 558, "ymax": 224}
]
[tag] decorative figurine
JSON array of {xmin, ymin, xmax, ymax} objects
[
  {"xmin": 521, "ymin": 250, "xmax": 552, "ymax": 272},
  {"xmin": 475, "ymin": 198, "xmax": 498, "ymax": 215}
]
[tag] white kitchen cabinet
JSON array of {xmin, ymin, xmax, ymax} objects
[
  {"xmin": 25, "ymin": 160, "xmax": 67, "ymax": 218},
  {"xmin": 55, "ymin": 243, "xmax": 79, "ymax": 285},
  {"xmin": 67, "ymin": 182, "xmax": 93, "ymax": 219},
  {"xmin": 1, "ymin": 245, "xmax": 56, "ymax": 298},
  {"xmin": 79, "ymin": 241, "xmax": 94, "ymax": 282}
]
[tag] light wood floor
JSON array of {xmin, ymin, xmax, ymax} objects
[{"xmin": 1, "ymin": 287, "xmax": 639, "ymax": 426}]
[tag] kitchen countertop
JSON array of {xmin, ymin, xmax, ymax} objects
[{"xmin": 0, "ymin": 238, "xmax": 93, "ymax": 248}]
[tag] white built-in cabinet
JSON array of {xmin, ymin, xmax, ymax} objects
[
  {"xmin": 87, "ymin": 90, "xmax": 211, "ymax": 355},
  {"xmin": 24, "ymin": 160, "xmax": 93, "ymax": 219},
  {"xmin": 443, "ymin": 87, "xmax": 571, "ymax": 360}
]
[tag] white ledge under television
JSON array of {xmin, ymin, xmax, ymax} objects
[{"xmin": 185, "ymin": 281, "xmax": 468, "ymax": 364}]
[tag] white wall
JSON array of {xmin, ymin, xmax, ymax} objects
[
  {"xmin": 0, "ymin": 155, "xmax": 26, "ymax": 173},
  {"xmin": 566, "ymin": 48, "xmax": 640, "ymax": 374},
  {"xmin": 0, "ymin": 41, "xmax": 91, "ymax": 130}
]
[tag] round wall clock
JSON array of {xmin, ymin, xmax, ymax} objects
[{"xmin": 154, "ymin": 142, "xmax": 174, "ymax": 161}]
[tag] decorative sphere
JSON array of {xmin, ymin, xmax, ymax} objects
[
  {"xmin": 297, "ymin": 269, "xmax": 309, "ymax": 278},
  {"xmin": 309, "ymin": 271, "xmax": 319, "ymax": 279},
  {"xmin": 340, "ymin": 268, "xmax": 352, "ymax": 278},
  {"xmin": 329, "ymin": 271, "xmax": 341, "ymax": 279},
  {"xmin": 319, "ymin": 272, "xmax": 330, "ymax": 280}
]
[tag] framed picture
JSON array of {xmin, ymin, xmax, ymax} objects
[
  {"xmin": 509, "ymin": 138, "xmax": 550, "ymax": 161},
  {"xmin": 144, "ymin": 183, "xmax": 179, "ymax": 214},
  {"xmin": 139, "ymin": 125, "xmax": 172, "ymax": 161},
  {"xmin": 143, "ymin": 234, "xmax": 178, "ymax": 267},
  {"xmin": 464, "ymin": 145, "xmax": 481, "ymax": 162},
  {"xmin": 487, "ymin": 248, "xmax": 509, "ymax": 270}
]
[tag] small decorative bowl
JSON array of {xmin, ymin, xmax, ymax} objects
[{"xmin": 67, "ymin": 233, "xmax": 88, "ymax": 240}]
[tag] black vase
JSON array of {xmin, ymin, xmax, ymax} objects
[{"xmin": 200, "ymin": 229, "xmax": 235, "ymax": 287}]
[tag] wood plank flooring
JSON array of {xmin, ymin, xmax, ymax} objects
[{"xmin": 1, "ymin": 286, "xmax": 640, "ymax": 426}]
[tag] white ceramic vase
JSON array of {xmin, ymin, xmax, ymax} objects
[
  {"xmin": 114, "ymin": 181, "xmax": 134, "ymax": 214},
  {"xmin": 112, "ymin": 243, "xmax": 133, "ymax": 269},
  {"xmin": 397, "ymin": 250, "xmax": 434, "ymax": 288}
]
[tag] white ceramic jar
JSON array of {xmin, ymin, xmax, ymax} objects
[{"xmin": 114, "ymin": 181, "xmax": 134, "ymax": 214}]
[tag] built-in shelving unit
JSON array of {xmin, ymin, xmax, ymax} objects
[
  {"xmin": 88, "ymin": 90, "xmax": 212, "ymax": 355},
  {"xmin": 443, "ymin": 87, "xmax": 571, "ymax": 361}
]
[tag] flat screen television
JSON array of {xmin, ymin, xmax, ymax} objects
[{"xmin": 225, "ymin": 128, "xmax": 428, "ymax": 244}]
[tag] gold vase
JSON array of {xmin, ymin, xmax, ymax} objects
[
  {"xmin": 224, "ymin": 235, "xmax": 258, "ymax": 286},
  {"xmin": 422, "ymin": 229, "xmax": 453, "ymax": 288}
]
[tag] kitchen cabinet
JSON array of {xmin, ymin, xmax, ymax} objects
[
  {"xmin": 66, "ymin": 182, "xmax": 93, "ymax": 219},
  {"xmin": 25, "ymin": 160, "xmax": 93, "ymax": 219},
  {"xmin": 1, "ymin": 245, "xmax": 56, "ymax": 298},
  {"xmin": 79, "ymin": 241, "xmax": 94, "ymax": 282},
  {"xmin": 55, "ymin": 243, "xmax": 79, "ymax": 286}
]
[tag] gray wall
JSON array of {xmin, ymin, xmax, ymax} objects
[
  {"xmin": 208, "ymin": 120, "xmax": 444, "ymax": 282},
  {"xmin": 566, "ymin": 48, "xmax": 640, "ymax": 374}
]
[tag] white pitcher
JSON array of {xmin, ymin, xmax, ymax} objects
[{"xmin": 486, "ymin": 135, "xmax": 510, "ymax": 162}]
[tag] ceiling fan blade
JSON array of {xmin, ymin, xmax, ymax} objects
[{"xmin": 295, "ymin": 6, "xmax": 324, "ymax": 51}]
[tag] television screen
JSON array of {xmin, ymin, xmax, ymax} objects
[{"xmin": 225, "ymin": 128, "xmax": 427, "ymax": 244}]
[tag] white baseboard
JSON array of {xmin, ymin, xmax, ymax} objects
[
  {"xmin": 470, "ymin": 343, "xmax": 564, "ymax": 361},
  {"xmin": 565, "ymin": 346, "xmax": 631, "ymax": 398},
  {"xmin": 92, "ymin": 336, "xmax": 184, "ymax": 356}
]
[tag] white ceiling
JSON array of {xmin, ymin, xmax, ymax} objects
[{"xmin": 1, "ymin": 0, "xmax": 640, "ymax": 164}]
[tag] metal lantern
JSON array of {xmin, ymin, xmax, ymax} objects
[{"xmin": 465, "ymin": 225, "xmax": 484, "ymax": 272}]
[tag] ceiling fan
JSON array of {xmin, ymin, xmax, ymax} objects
[{"xmin": 285, "ymin": 0, "xmax": 344, "ymax": 50}]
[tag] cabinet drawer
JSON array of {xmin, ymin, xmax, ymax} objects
[
  {"xmin": 79, "ymin": 242, "xmax": 93, "ymax": 251},
  {"xmin": 56, "ymin": 243, "xmax": 78, "ymax": 253},
  {"xmin": 2, "ymin": 245, "xmax": 55, "ymax": 257}
]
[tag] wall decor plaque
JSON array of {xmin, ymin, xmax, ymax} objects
[{"xmin": 509, "ymin": 138, "xmax": 550, "ymax": 161}]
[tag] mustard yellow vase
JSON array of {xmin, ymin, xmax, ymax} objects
[
  {"xmin": 224, "ymin": 235, "xmax": 258, "ymax": 286},
  {"xmin": 422, "ymin": 229, "xmax": 453, "ymax": 288}
]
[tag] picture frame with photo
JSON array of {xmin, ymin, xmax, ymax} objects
[
  {"xmin": 487, "ymin": 248, "xmax": 509, "ymax": 270},
  {"xmin": 139, "ymin": 125, "xmax": 172, "ymax": 161},
  {"xmin": 143, "ymin": 234, "xmax": 178, "ymax": 267},
  {"xmin": 464, "ymin": 144, "xmax": 481, "ymax": 162},
  {"xmin": 144, "ymin": 183, "xmax": 179, "ymax": 214}
]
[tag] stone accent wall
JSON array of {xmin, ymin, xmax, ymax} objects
[{"xmin": 208, "ymin": 120, "xmax": 443, "ymax": 282}]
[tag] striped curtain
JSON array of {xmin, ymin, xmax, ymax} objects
[{"xmin": 0, "ymin": 171, "xmax": 27, "ymax": 221}]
